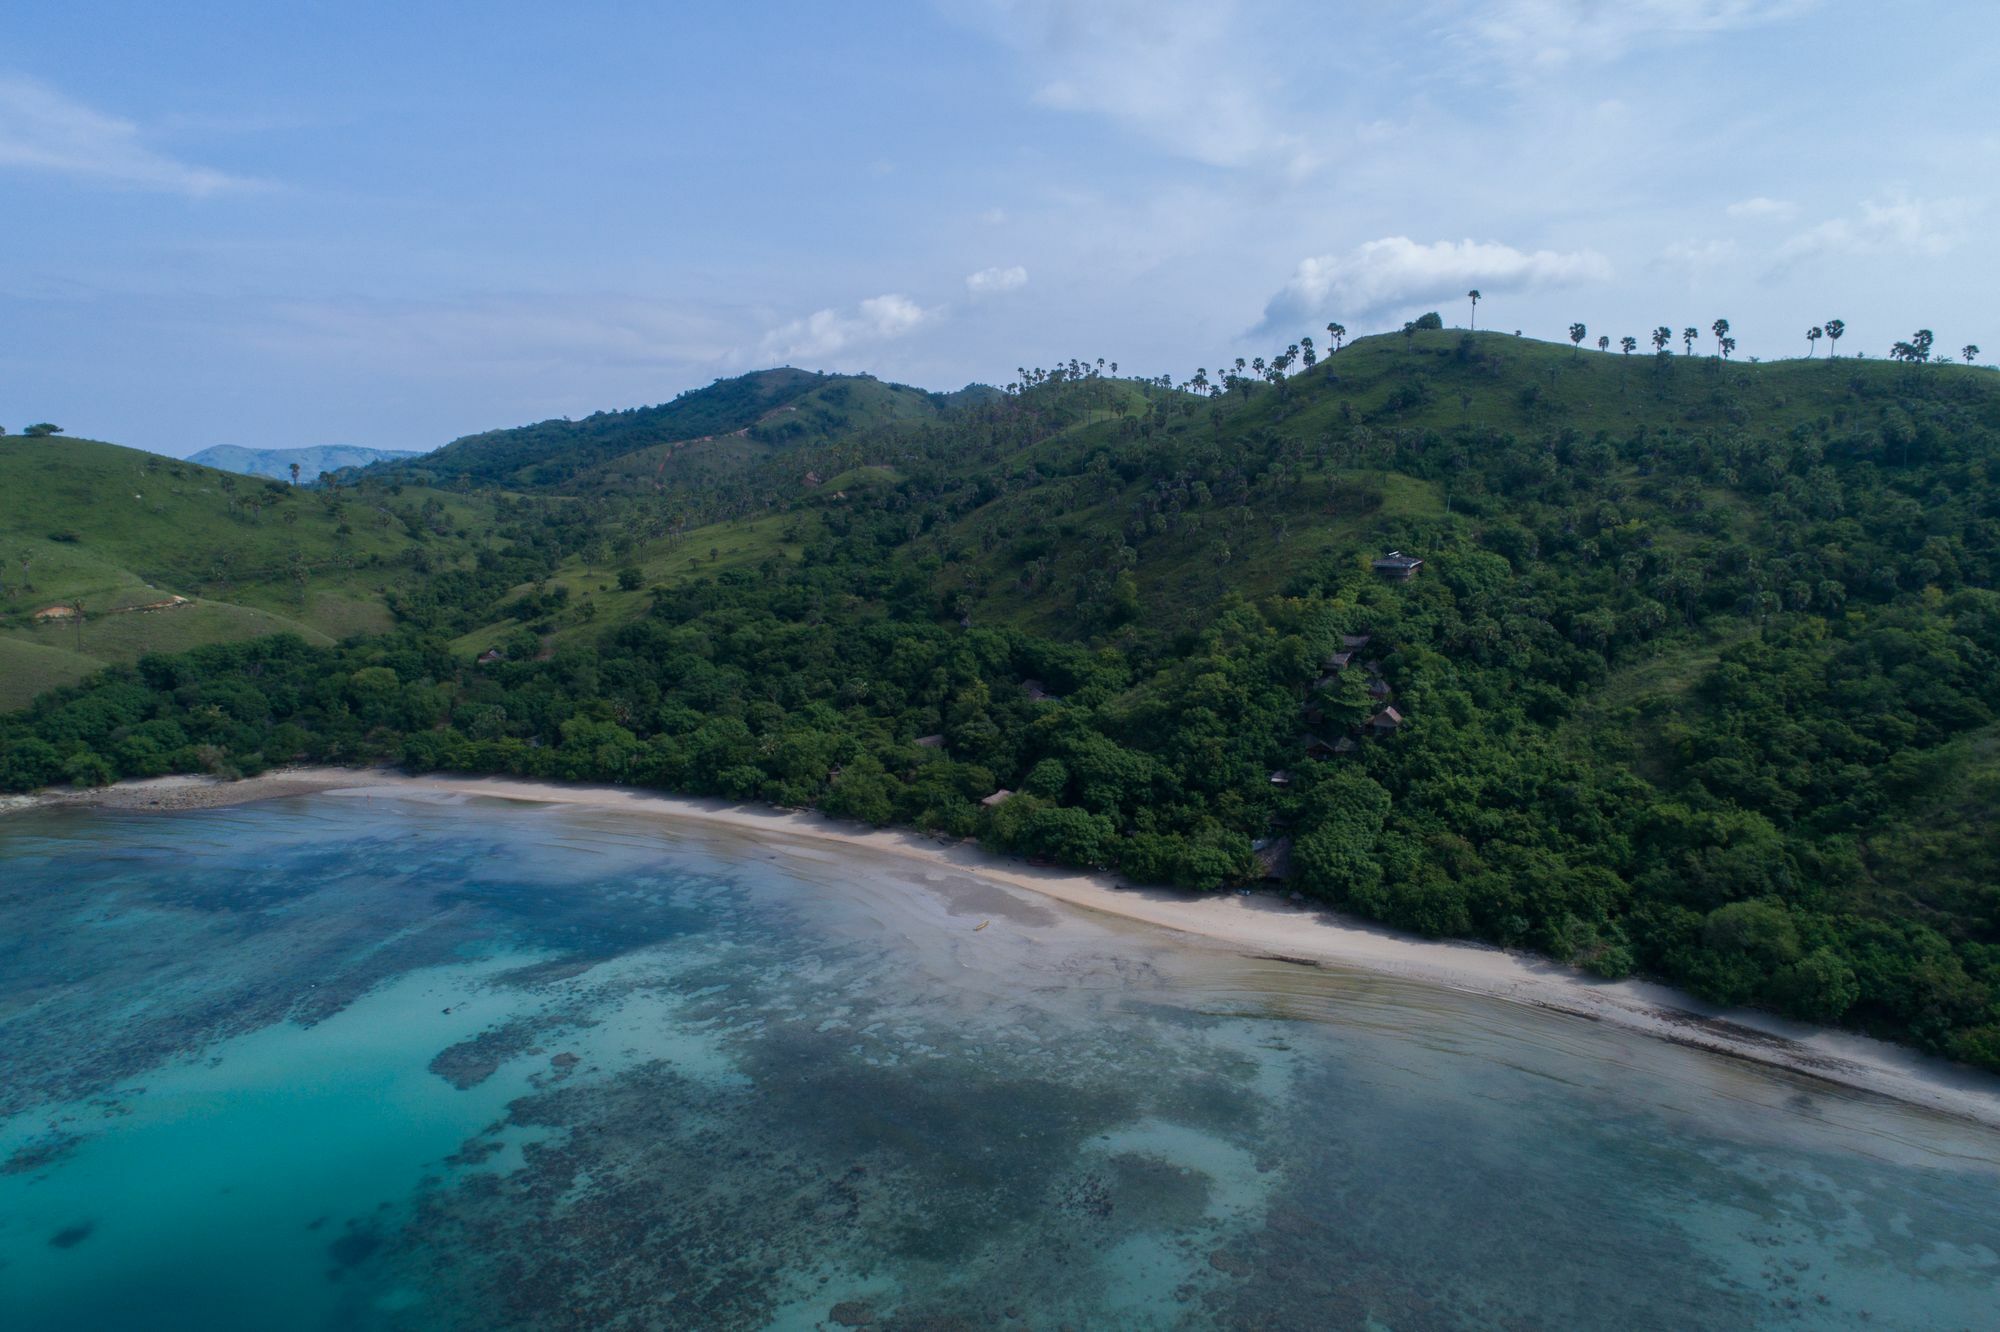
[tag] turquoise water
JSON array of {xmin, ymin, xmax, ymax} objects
[{"xmin": 2, "ymin": 794, "xmax": 1997, "ymax": 1330}]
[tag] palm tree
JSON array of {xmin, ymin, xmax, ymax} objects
[
  {"xmin": 1824, "ymin": 318, "xmax": 1844, "ymax": 357},
  {"xmin": 1720, "ymin": 336, "xmax": 1737, "ymax": 360},
  {"xmin": 289, "ymin": 461, "xmax": 301, "ymax": 486},
  {"xmin": 1597, "ymin": 334, "xmax": 1610, "ymax": 353},
  {"xmin": 1807, "ymin": 326, "xmax": 1822, "ymax": 357},
  {"xmin": 1569, "ymin": 322, "xmax": 1587, "ymax": 355},
  {"xmin": 1299, "ymin": 336, "xmax": 1316, "ymax": 367},
  {"xmin": 1682, "ymin": 327, "xmax": 1698, "ymax": 355},
  {"xmin": 1326, "ymin": 322, "xmax": 1345, "ymax": 352},
  {"xmin": 1964, "ymin": 344, "xmax": 1982, "ymax": 365},
  {"xmin": 1711, "ymin": 318, "xmax": 1730, "ymax": 356},
  {"xmin": 1620, "ymin": 336, "xmax": 1637, "ymax": 355},
  {"xmin": 1468, "ymin": 289, "xmax": 1481, "ymax": 330},
  {"xmin": 1652, "ymin": 326, "xmax": 1671, "ymax": 353}
]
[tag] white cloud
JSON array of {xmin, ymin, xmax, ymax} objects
[
  {"xmin": 1775, "ymin": 195, "xmax": 1972, "ymax": 265},
  {"xmin": 966, "ymin": 264, "xmax": 1029, "ymax": 294},
  {"xmin": 1445, "ymin": 0, "xmax": 1819, "ymax": 70},
  {"xmin": 0, "ymin": 76, "xmax": 255, "ymax": 195},
  {"xmin": 759, "ymin": 294, "xmax": 933, "ymax": 361},
  {"xmin": 1260, "ymin": 237, "xmax": 1611, "ymax": 329},
  {"xmin": 1725, "ymin": 196, "xmax": 1796, "ymax": 221},
  {"xmin": 962, "ymin": 0, "xmax": 1314, "ymax": 172}
]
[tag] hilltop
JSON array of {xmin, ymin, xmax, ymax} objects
[
  {"xmin": 381, "ymin": 367, "xmax": 976, "ymax": 491},
  {"xmin": 7, "ymin": 327, "xmax": 2000, "ymax": 1073},
  {"xmin": 184, "ymin": 444, "xmax": 427, "ymax": 482}
]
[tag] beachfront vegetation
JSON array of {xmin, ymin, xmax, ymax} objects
[{"xmin": 6, "ymin": 325, "xmax": 2000, "ymax": 1071}]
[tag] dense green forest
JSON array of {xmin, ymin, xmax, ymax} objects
[{"xmin": 6, "ymin": 326, "xmax": 2000, "ymax": 1072}]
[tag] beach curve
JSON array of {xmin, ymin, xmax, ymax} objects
[{"xmin": 10, "ymin": 765, "xmax": 2000, "ymax": 1131}]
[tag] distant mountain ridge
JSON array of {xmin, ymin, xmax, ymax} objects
[
  {"xmin": 384, "ymin": 367, "xmax": 991, "ymax": 490},
  {"xmin": 185, "ymin": 444, "xmax": 425, "ymax": 481}
]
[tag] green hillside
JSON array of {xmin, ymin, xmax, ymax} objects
[
  {"xmin": 9, "ymin": 329, "xmax": 2000, "ymax": 1073},
  {"xmin": 0, "ymin": 436, "xmax": 519, "ymax": 707},
  {"xmin": 390, "ymin": 367, "xmax": 954, "ymax": 491}
]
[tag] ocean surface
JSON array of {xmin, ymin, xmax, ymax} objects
[{"xmin": 1, "ymin": 792, "xmax": 1996, "ymax": 1331}]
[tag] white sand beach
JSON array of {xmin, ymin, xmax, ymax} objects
[{"xmin": 14, "ymin": 765, "xmax": 2000, "ymax": 1130}]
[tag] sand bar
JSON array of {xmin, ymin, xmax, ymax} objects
[{"xmin": 10, "ymin": 765, "xmax": 2000, "ymax": 1130}]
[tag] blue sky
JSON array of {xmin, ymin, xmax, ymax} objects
[{"xmin": 4, "ymin": 1, "xmax": 1995, "ymax": 456}]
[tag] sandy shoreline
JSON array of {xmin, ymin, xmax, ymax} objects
[{"xmin": 11, "ymin": 765, "xmax": 2000, "ymax": 1130}]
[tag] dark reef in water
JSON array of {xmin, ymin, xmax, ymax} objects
[{"xmin": 7, "ymin": 796, "xmax": 2000, "ymax": 1332}]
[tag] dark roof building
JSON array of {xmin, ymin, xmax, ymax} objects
[
  {"xmin": 1367, "ymin": 706, "xmax": 1405, "ymax": 734},
  {"xmin": 1372, "ymin": 551, "xmax": 1424, "ymax": 580}
]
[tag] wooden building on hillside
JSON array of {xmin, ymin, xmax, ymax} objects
[
  {"xmin": 1372, "ymin": 551, "xmax": 1424, "ymax": 580},
  {"xmin": 1367, "ymin": 706, "xmax": 1405, "ymax": 736}
]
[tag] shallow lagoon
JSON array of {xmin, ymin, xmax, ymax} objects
[{"xmin": 2, "ymin": 793, "xmax": 1996, "ymax": 1330}]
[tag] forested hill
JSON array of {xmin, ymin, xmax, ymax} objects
[
  {"xmin": 381, "ymin": 367, "xmax": 969, "ymax": 490},
  {"xmin": 8, "ymin": 325, "xmax": 2000, "ymax": 1074}
]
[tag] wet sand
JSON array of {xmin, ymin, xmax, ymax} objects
[{"xmin": 11, "ymin": 766, "xmax": 2000, "ymax": 1130}]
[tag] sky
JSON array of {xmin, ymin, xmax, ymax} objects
[{"xmin": 3, "ymin": 1, "xmax": 1995, "ymax": 457}]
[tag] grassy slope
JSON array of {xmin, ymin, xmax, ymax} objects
[
  {"xmin": 950, "ymin": 333, "xmax": 1996, "ymax": 630},
  {"xmin": 0, "ymin": 436, "xmax": 496, "ymax": 692},
  {"xmin": 15, "ymin": 334, "xmax": 1993, "ymax": 690},
  {"xmin": 400, "ymin": 369, "xmax": 947, "ymax": 493},
  {"xmin": 567, "ymin": 376, "xmax": 944, "ymax": 499},
  {"xmin": 446, "ymin": 333, "xmax": 1997, "ymax": 652}
]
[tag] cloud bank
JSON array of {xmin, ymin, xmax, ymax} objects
[
  {"xmin": 1775, "ymin": 195, "xmax": 1972, "ymax": 266},
  {"xmin": 0, "ymin": 77, "xmax": 252, "ymax": 195},
  {"xmin": 966, "ymin": 0, "xmax": 1314, "ymax": 172},
  {"xmin": 1260, "ymin": 237, "xmax": 1612, "ymax": 331},
  {"xmin": 1447, "ymin": 0, "xmax": 1820, "ymax": 70},
  {"xmin": 759, "ymin": 294, "xmax": 932, "ymax": 362}
]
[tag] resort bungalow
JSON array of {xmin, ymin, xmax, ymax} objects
[
  {"xmin": 1341, "ymin": 634, "xmax": 1372, "ymax": 650},
  {"xmin": 1372, "ymin": 551, "xmax": 1424, "ymax": 580},
  {"xmin": 1268, "ymin": 769, "xmax": 1293, "ymax": 786},
  {"xmin": 980, "ymin": 789, "xmax": 1016, "ymax": 808},
  {"xmin": 1367, "ymin": 706, "xmax": 1405, "ymax": 736}
]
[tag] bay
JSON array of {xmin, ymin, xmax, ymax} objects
[{"xmin": 1, "ymin": 793, "xmax": 1995, "ymax": 1330}]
